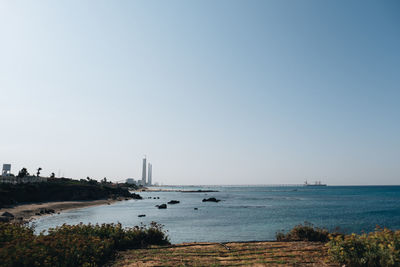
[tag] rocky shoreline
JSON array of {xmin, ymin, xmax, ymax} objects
[{"xmin": 0, "ymin": 197, "xmax": 132, "ymax": 223}]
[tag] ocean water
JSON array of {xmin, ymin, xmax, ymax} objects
[{"xmin": 33, "ymin": 186, "xmax": 400, "ymax": 244}]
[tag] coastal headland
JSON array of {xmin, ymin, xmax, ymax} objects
[{"xmin": 0, "ymin": 177, "xmax": 141, "ymax": 222}]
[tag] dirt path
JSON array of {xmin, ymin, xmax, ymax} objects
[{"xmin": 112, "ymin": 241, "xmax": 339, "ymax": 266}]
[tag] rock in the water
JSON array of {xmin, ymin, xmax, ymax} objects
[
  {"xmin": 167, "ymin": 200, "xmax": 180, "ymax": 204},
  {"xmin": 132, "ymin": 193, "xmax": 142, "ymax": 199},
  {"xmin": 2, "ymin": 211, "xmax": 14, "ymax": 218},
  {"xmin": 202, "ymin": 197, "xmax": 220, "ymax": 203},
  {"xmin": 39, "ymin": 208, "xmax": 55, "ymax": 214},
  {"xmin": 138, "ymin": 214, "xmax": 146, "ymax": 217},
  {"xmin": 157, "ymin": 204, "xmax": 167, "ymax": 209},
  {"xmin": 194, "ymin": 208, "xmax": 198, "ymax": 210}
]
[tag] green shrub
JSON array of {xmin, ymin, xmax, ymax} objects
[
  {"xmin": 328, "ymin": 227, "xmax": 400, "ymax": 267},
  {"xmin": 0, "ymin": 222, "xmax": 169, "ymax": 267},
  {"xmin": 276, "ymin": 222, "xmax": 331, "ymax": 242},
  {"xmin": 0, "ymin": 221, "xmax": 35, "ymax": 245},
  {"xmin": 48, "ymin": 222, "xmax": 169, "ymax": 250}
]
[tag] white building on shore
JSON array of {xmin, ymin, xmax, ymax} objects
[
  {"xmin": 0, "ymin": 175, "xmax": 48, "ymax": 184},
  {"xmin": 0, "ymin": 164, "xmax": 47, "ymax": 184},
  {"xmin": 2, "ymin": 164, "xmax": 11, "ymax": 176}
]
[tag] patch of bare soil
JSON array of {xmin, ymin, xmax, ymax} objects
[{"xmin": 111, "ymin": 241, "xmax": 339, "ymax": 266}]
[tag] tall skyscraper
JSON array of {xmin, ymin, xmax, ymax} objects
[
  {"xmin": 147, "ymin": 163, "xmax": 152, "ymax": 186},
  {"xmin": 141, "ymin": 157, "xmax": 147, "ymax": 185}
]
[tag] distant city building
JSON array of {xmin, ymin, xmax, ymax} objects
[
  {"xmin": 147, "ymin": 163, "xmax": 152, "ymax": 186},
  {"xmin": 126, "ymin": 178, "xmax": 136, "ymax": 184},
  {"xmin": 141, "ymin": 157, "xmax": 147, "ymax": 185},
  {"xmin": 2, "ymin": 164, "xmax": 11, "ymax": 176}
]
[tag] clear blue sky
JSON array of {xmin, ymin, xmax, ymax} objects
[{"xmin": 0, "ymin": 1, "xmax": 399, "ymax": 185}]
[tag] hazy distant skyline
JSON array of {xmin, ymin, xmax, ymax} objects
[{"xmin": 1, "ymin": 1, "xmax": 399, "ymax": 185}]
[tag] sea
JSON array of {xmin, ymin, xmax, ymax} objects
[{"xmin": 33, "ymin": 186, "xmax": 400, "ymax": 244}]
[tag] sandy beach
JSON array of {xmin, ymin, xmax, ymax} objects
[{"xmin": 0, "ymin": 198, "xmax": 124, "ymax": 222}]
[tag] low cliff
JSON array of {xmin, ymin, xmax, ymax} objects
[{"xmin": 0, "ymin": 178, "xmax": 141, "ymax": 208}]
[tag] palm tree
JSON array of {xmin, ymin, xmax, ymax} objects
[
  {"xmin": 36, "ymin": 167, "xmax": 42, "ymax": 177},
  {"xmin": 17, "ymin": 168, "xmax": 29, "ymax": 178}
]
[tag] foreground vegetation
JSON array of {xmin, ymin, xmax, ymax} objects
[
  {"xmin": 1, "ymin": 221, "xmax": 399, "ymax": 266},
  {"xmin": 0, "ymin": 222, "xmax": 169, "ymax": 267},
  {"xmin": 277, "ymin": 223, "xmax": 400, "ymax": 267},
  {"xmin": 276, "ymin": 222, "xmax": 332, "ymax": 242},
  {"xmin": 328, "ymin": 227, "xmax": 400, "ymax": 267},
  {"xmin": 0, "ymin": 178, "xmax": 141, "ymax": 208}
]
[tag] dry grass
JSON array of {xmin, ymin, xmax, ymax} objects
[{"xmin": 112, "ymin": 241, "xmax": 339, "ymax": 266}]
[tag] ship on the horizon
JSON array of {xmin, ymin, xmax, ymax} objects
[{"xmin": 304, "ymin": 180, "xmax": 327, "ymax": 187}]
